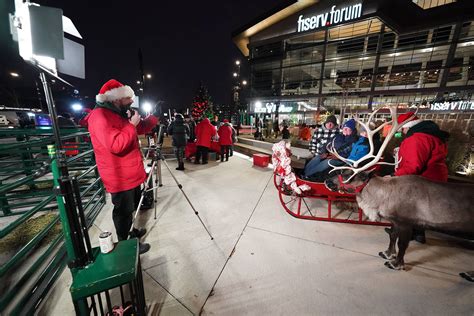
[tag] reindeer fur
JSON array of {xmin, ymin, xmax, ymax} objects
[{"xmin": 356, "ymin": 175, "xmax": 474, "ymax": 270}]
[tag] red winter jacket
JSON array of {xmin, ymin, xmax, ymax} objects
[
  {"xmin": 218, "ymin": 123, "xmax": 233, "ymax": 146},
  {"xmin": 395, "ymin": 121, "xmax": 449, "ymax": 182},
  {"xmin": 87, "ymin": 106, "xmax": 157, "ymax": 193},
  {"xmin": 195, "ymin": 118, "xmax": 216, "ymax": 148}
]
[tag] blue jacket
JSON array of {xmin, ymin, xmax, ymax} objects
[
  {"xmin": 347, "ymin": 136, "xmax": 370, "ymax": 161},
  {"xmin": 331, "ymin": 132, "xmax": 358, "ymax": 158}
]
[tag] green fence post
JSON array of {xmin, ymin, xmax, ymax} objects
[{"xmin": 48, "ymin": 144, "xmax": 77, "ymax": 262}]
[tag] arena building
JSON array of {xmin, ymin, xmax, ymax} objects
[{"xmin": 233, "ymin": 0, "xmax": 474, "ymax": 127}]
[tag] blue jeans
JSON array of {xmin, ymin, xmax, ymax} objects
[{"xmin": 303, "ymin": 156, "xmax": 344, "ymax": 177}]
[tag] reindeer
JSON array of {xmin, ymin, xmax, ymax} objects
[{"xmin": 325, "ymin": 107, "xmax": 474, "ymax": 271}]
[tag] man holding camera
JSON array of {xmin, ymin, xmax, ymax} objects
[{"xmin": 87, "ymin": 79, "xmax": 157, "ymax": 254}]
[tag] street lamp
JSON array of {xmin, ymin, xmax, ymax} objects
[
  {"xmin": 146, "ymin": 74, "xmax": 152, "ymax": 79},
  {"xmin": 233, "ymin": 72, "xmax": 238, "ymax": 77},
  {"xmin": 10, "ymin": 72, "xmax": 19, "ymax": 77},
  {"xmin": 71, "ymin": 103, "xmax": 83, "ymax": 112},
  {"xmin": 235, "ymin": 60, "xmax": 240, "ymax": 66},
  {"xmin": 242, "ymin": 80, "xmax": 247, "ymax": 85},
  {"xmin": 136, "ymin": 80, "xmax": 141, "ymax": 84}
]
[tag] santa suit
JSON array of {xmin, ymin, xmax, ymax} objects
[{"xmin": 395, "ymin": 120, "xmax": 449, "ymax": 182}]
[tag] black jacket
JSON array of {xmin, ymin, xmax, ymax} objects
[
  {"xmin": 282, "ymin": 127, "xmax": 290, "ymax": 139},
  {"xmin": 168, "ymin": 117, "xmax": 190, "ymax": 147}
]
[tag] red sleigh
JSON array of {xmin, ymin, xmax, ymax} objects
[
  {"xmin": 271, "ymin": 141, "xmax": 390, "ymax": 227},
  {"xmin": 273, "ymin": 173, "xmax": 390, "ymax": 226}
]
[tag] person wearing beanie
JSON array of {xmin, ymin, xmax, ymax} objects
[
  {"xmin": 394, "ymin": 111, "xmax": 450, "ymax": 244},
  {"xmin": 303, "ymin": 118, "xmax": 357, "ymax": 179},
  {"xmin": 168, "ymin": 113, "xmax": 190, "ymax": 170},
  {"xmin": 87, "ymin": 79, "xmax": 158, "ymax": 254},
  {"xmin": 308, "ymin": 114, "xmax": 340, "ymax": 156},
  {"xmin": 218, "ymin": 119, "xmax": 233, "ymax": 162}
]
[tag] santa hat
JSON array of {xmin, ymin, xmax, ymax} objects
[
  {"xmin": 223, "ymin": 119, "xmax": 229, "ymax": 123},
  {"xmin": 397, "ymin": 111, "xmax": 422, "ymax": 129},
  {"xmin": 96, "ymin": 79, "xmax": 135, "ymax": 103}
]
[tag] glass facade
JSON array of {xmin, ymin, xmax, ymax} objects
[{"xmin": 246, "ymin": 5, "xmax": 474, "ymax": 124}]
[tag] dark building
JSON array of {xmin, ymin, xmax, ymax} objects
[{"xmin": 233, "ymin": 0, "xmax": 474, "ymax": 126}]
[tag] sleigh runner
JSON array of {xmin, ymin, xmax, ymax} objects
[{"xmin": 273, "ymin": 171, "xmax": 391, "ymax": 226}]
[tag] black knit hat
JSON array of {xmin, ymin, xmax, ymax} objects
[{"xmin": 325, "ymin": 115, "xmax": 337, "ymax": 125}]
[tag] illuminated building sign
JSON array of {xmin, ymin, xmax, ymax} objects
[
  {"xmin": 254, "ymin": 102, "xmax": 294, "ymax": 113},
  {"xmin": 297, "ymin": 3, "xmax": 362, "ymax": 33},
  {"xmin": 429, "ymin": 101, "xmax": 474, "ymax": 111}
]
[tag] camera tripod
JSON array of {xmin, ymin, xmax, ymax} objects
[{"xmin": 128, "ymin": 127, "xmax": 214, "ymax": 240}]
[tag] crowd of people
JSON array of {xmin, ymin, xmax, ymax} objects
[
  {"xmin": 168, "ymin": 115, "xmax": 237, "ymax": 167},
  {"xmin": 80, "ymin": 78, "xmax": 453, "ymax": 257}
]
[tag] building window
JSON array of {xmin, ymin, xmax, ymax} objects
[
  {"xmin": 460, "ymin": 22, "xmax": 472, "ymax": 39},
  {"xmin": 375, "ymin": 67, "xmax": 388, "ymax": 87},
  {"xmin": 251, "ymin": 42, "xmax": 283, "ymax": 60},
  {"xmin": 382, "ymin": 33, "xmax": 396, "ymax": 50},
  {"xmin": 425, "ymin": 60, "xmax": 443, "ymax": 83},
  {"xmin": 447, "ymin": 57, "xmax": 464, "ymax": 82},
  {"xmin": 469, "ymin": 56, "xmax": 474, "ymax": 80},
  {"xmin": 367, "ymin": 35, "xmax": 379, "ymax": 52},
  {"xmin": 359, "ymin": 68, "xmax": 373, "ymax": 88},
  {"xmin": 398, "ymin": 31, "xmax": 429, "ymax": 48},
  {"xmin": 432, "ymin": 26, "xmax": 452, "ymax": 44},
  {"xmin": 336, "ymin": 70, "xmax": 359, "ymax": 88},
  {"xmin": 337, "ymin": 37, "xmax": 365, "ymax": 55},
  {"xmin": 389, "ymin": 63, "xmax": 422, "ymax": 86}
]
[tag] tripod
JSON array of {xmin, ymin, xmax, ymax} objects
[{"xmin": 128, "ymin": 128, "xmax": 214, "ymax": 240}]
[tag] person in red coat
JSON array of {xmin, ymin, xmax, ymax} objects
[
  {"xmin": 395, "ymin": 111, "xmax": 450, "ymax": 243},
  {"xmin": 218, "ymin": 119, "xmax": 233, "ymax": 162},
  {"xmin": 194, "ymin": 118, "xmax": 216, "ymax": 164},
  {"xmin": 87, "ymin": 79, "xmax": 157, "ymax": 254}
]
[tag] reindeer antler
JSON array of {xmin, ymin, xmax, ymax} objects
[{"xmin": 328, "ymin": 106, "xmax": 419, "ymax": 183}]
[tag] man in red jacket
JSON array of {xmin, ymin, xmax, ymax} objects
[
  {"xmin": 87, "ymin": 79, "xmax": 157, "ymax": 254},
  {"xmin": 218, "ymin": 119, "xmax": 233, "ymax": 162},
  {"xmin": 194, "ymin": 118, "xmax": 216, "ymax": 164},
  {"xmin": 395, "ymin": 111, "xmax": 450, "ymax": 243}
]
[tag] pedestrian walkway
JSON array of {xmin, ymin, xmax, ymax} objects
[{"xmin": 41, "ymin": 153, "xmax": 474, "ymax": 315}]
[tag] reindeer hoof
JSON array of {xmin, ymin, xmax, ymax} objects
[
  {"xmin": 384, "ymin": 260, "xmax": 404, "ymax": 270},
  {"xmin": 379, "ymin": 251, "xmax": 396, "ymax": 260}
]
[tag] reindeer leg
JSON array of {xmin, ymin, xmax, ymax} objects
[
  {"xmin": 385, "ymin": 224, "xmax": 412, "ymax": 270},
  {"xmin": 379, "ymin": 223, "xmax": 398, "ymax": 260}
]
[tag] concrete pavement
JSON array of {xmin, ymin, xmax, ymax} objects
[{"xmin": 40, "ymin": 152, "xmax": 474, "ymax": 315}]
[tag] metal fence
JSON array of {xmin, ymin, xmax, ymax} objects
[{"xmin": 0, "ymin": 127, "xmax": 106, "ymax": 315}]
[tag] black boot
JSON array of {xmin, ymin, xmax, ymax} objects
[
  {"xmin": 176, "ymin": 162, "xmax": 185, "ymax": 170},
  {"xmin": 139, "ymin": 242, "xmax": 151, "ymax": 255}
]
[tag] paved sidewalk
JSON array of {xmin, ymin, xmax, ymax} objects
[{"xmin": 41, "ymin": 153, "xmax": 473, "ymax": 315}]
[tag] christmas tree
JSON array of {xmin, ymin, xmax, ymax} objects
[{"xmin": 191, "ymin": 83, "xmax": 213, "ymax": 120}]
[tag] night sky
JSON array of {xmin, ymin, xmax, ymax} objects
[{"xmin": 1, "ymin": 0, "xmax": 280, "ymax": 111}]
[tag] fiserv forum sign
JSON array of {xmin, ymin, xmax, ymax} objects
[{"xmin": 297, "ymin": 3, "xmax": 362, "ymax": 32}]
